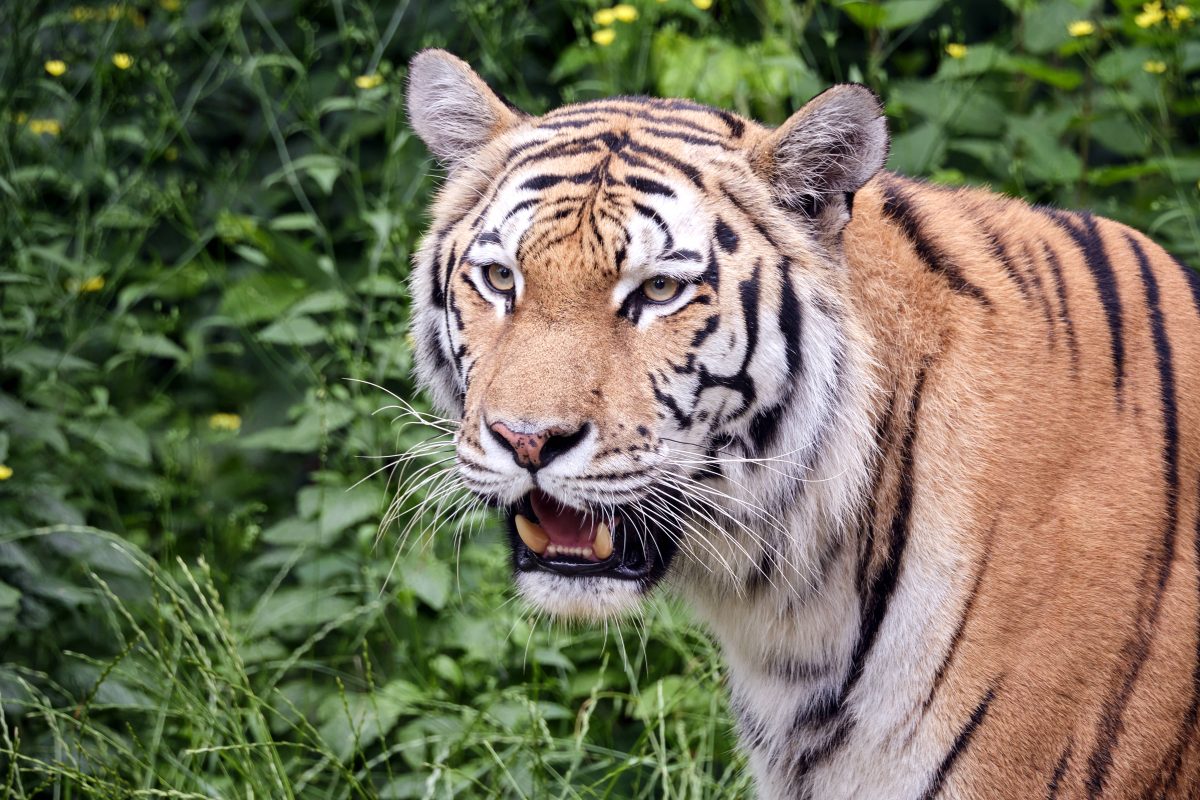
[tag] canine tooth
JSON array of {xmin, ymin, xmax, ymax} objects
[
  {"xmin": 516, "ymin": 515, "xmax": 549, "ymax": 554},
  {"xmin": 594, "ymin": 522, "xmax": 613, "ymax": 559}
]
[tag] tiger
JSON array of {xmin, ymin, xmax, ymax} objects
[{"xmin": 401, "ymin": 48, "xmax": 1200, "ymax": 799}]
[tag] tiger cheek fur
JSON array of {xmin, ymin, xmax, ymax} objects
[{"xmin": 405, "ymin": 50, "xmax": 1200, "ymax": 799}]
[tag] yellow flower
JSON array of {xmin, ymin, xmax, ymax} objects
[
  {"xmin": 28, "ymin": 119, "xmax": 62, "ymax": 136},
  {"xmin": 0, "ymin": 465, "xmax": 12, "ymax": 481},
  {"xmin": 594, "ymin": 8, "xmax": 616, "ymax": 25},
  {"xmin": 945, "ymin": 42, "xmax": 968, "ymax": 59},
  {"xmin": 112, "ymin": 52, "xmax": 133, "ymax": 69},
  {"xmin": 45, "ymin": 60, "xmax": 68, "ymax": 76},
  {"xmin": 1135, "ymin": 1, "xmax": 1165, "ymax": 27},
  {"xmin": 613, "ymin": 4, "xmax": 638, "ymax": 22},
  {"xmin": 71, "ymin": 6, "xmax": 91, "ymax": 21},
  {"xmin": 79, "ymin": 275, "xmax": 106, "ymax": 292},
  {"xmin": 354, "ymin": 73, "xmax": 383, "ymax": 89},
  {"xmin": 692, "ymin": 0, "xmax": 713, "ymax": 8},
  {"xmin": 160, "ymin": 0, "xmax": 181, "ymax": 9},
  {"xmin": 1067, "ymin": 20, "xmax": 1095, "ymax": 37},
  {"xmin": 209, "ymin": 413, "xmax": 242, "ymax": 432},
  {"xmin": 592, "ymin": 27, "xmax": 617, "ymax": 45},
  {"xmin": 1169, "ymin": 5, "xmax": 1192, "ymax": 27},
  {"xmin": 1143, "ymin": 59, "xmax": 1167, "ymax": 73}
]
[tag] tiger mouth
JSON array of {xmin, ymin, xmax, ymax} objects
[{"xmin": 506, "ymin": 489, "xmax": 677, "ymax": 582}]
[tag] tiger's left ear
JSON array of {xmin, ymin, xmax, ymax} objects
[
  {"xmin": 750, "ymin": 84, "xmax": 889, "ymax": 222},
  {"xmin": 406, "ymin": 49, "xmax": 524, "ymax": 168}
]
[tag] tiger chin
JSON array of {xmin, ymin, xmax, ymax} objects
[{"xmin": 403, "ymin": 48, "xmax": 1200, "ymax": 799}]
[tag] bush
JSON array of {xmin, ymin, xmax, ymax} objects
[{"xmin": 1, "ymin": 0, "xmax": 1196, "ymax": 796}]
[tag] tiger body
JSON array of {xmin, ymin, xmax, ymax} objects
[{"xmin": 404, "ymin": 50, "xmax": 1200, "ymax": 798}]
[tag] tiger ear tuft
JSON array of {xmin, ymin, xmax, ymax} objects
[
  {"xmin": 406, "ymin": 49, "xmax": 523, "ymax": 168},
  {"xmin": 751, "ymin": 84, "xmax": 889, "ymax": 216}
]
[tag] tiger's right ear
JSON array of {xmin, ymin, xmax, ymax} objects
[{"xmin": 406, "ymin": 49, "xmax": 524, "ymax": 168}]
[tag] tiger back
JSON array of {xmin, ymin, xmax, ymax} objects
[{"xmin": 403, "ymin": 49, "xmax": 1200, "ymax": 798}]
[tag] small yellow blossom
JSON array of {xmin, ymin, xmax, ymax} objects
[
  {"xmin": 160, "ymin": 0, "xmax": 181, "ymax": 9},
  {"xmin": 613, "ymin": 4, "xmax": 638, "ymax": 22},
  {"xmin": 692, "ymin": 0, "xmax": 714, "ymax": 8},
  {"xmin": 45, "ymin": 60, "xmax": 67, "ymax": 76},
  {"xmin": 354, "ymin": 73, "xmax": 384, "ymax": 89},
  {"xmin": 1136, "ymin": 1, "xmax": 1166, "ymax": 27},
  {"xmin": 594, "ymin": 8, "xmax": 616, "ymax": 25},
  {"xmin": 209, "ymin": 413, "xmax": 242, "ymax": 432},
  {"xmin": 80, "ymin": 275, "xmax": 106, "ymax": 292},
  {"xmin": 112, "ymin": 52, "xmax": 133, "ymax": 69},
  {"xmin": 1067, "ymin": 20, "xmax": 1095, "ymax": 37},
  {"xmin": 27, "ymin": 119, "xmax": 62, "ymax": 136},
  {"xmin": 592, "ymin": 27, "xmax": 617, "ymax": 45},
  {"xmin": 945, "ymin": 42, "xmax": 968, "ymax": 59},
  {"xmin": 71, "ymin": 6, "xmax": 90, "ymax": 21},
  {"xmin": 1168, "ymin": 5, "xmax": 1192, "ymax": 27},
  {"xmin": 1143, "ymin": 59, "xmax": 1167, "ymax": 73},
  {"xmin": 0, "ymin": 465, "xmax": 12, "ymax": 481}
]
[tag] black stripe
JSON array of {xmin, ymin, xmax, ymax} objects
[
  {"xmin": 1084, "ymin": 233, "xmax": 1180, "ymax": 798},
  {"xmin": 690, "ymin": 313, "xmax": 720, "ymax": 347},
  {"xmin": 641, "ymin": 126, "xmax": 732, "ymax": 149},
  {"xmin": 1047, "ymin": 740, "xmax": 1073, "ymax": 799},
  {"xmin": 918, "ymin": 685, "xmax": 999, "ymax": 800},
  {"xmin": 519, "ymin": 170, "xmax": 599, "ymax": 192},
  {"xmin": 1020, "ymin": 242, "xmax": 1059, "ymax": 348},
  {"xmin": 715, "ymin": 217, "xmax": 739, "ymax": 253},
  {"xmin": 1040, "ymin": 241, "xmax": 1081, "ymax": 369},
  {"xmin": 631, "ymin": 201, "xmax": 674, "ymax": 251},
  {"xmin": 980, "ymin": 221, "xmax": 1030, "ymax": 300},
  {"xmin": 1046, "ymin": 211, "xmax": 1126, "ymax": 401},
  {"xmin": 794, "ymin": 369, "xmax": 927, "ymax": 749},
  {"xmin": 1169, "ymin": 252, "xmax": 1200, "ymax": 318},
  {"xmin": 626, "ymin": 141, "xmax": 704, "ymax": 188},
  {"xmin": 777, "ymin": 257, "xmax": 803, "ymax": 381},
  {"xmin": 623, "ymin": 174, "xmax": 676, "ymax": 198},
  {"xmin": 922, "ymin": 520, "xmax": 996, "ymax": 713},
  {"xmin": 879, "ymin": 181, "xmax": 992, "ymax": 308},
  {"xmin": 720, "ymin": 182, "xmax": 777, "ymax": 247}
]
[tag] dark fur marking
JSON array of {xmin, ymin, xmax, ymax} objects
[
  {"xmin": 688, "ymin": 312, "xmax": 720, "ymax": 349},
  {"xmin": 1040, "ymin": 240, "xmax": 1080, "ymax": 369},
  {"xmin": 715, "ymin": 217, "xmax": 739, "ymax": 254},
  {"xmin": 918, "ymin": 684, "xmax": 999, "ymax": 800},
  {"xmin": 1047, "ymin": 740, "xmax": 1073, "ymax": 799},
  {"xmin": 1084, "ymin": 233, "xmax": 1180, "ymax": 798},
  {"xmin": 624, "ymin": 174, "xmax": 677, "ymax": 198},
  {"xmin": 1046, "ymin": 210, "xmax": 1126, "ymax": 401},
  {"xmin": 879, "ymin": 180, "xmax": 992, "ymax": 308},
  {"xmin": 778, "ymin": 257, "xmax": 804, "ymax": 381}
]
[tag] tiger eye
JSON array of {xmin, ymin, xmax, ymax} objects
[
  {"xmin": 484, "ymin": 263, "xmax": 516, "ymax": 293},
  {"xmin": 642, "ymin": 275, "xmax": 681, "ymax": 303}
]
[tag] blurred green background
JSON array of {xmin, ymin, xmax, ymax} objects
[{"xmin": 0, "ymin": 0, "xmax": 1197, "ymax": 797}]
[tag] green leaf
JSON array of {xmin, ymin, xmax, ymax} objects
[
  {"xmin": 219, "ymin": 273, "xmax": 309, "ymax": 325},
  {"xmin": 0, "ymin": 580, "xmax": 21, "ymax": 637},
  {"xmin": 67, "ymin": 417, "xmax": 152, "ymax": 466},
  {"xmin": 256, "ymin": 315, "xmax": 328, "ymax": 346},
  {"xmin": 264, "ymin": 154, "xmax": 344, "ymax": 196},
  {"xmin": 238, "ymin": 404, "xmax": 356, "ymax": 453},
  {"xmin": 399, "ymin": 557, "xmax": 452, "ymax": 611},
  {"xmin": 243, "ymin": 587, "xmax": 358, "ymax": 637},
  {"xmin": 887, "ymin": 122, "xmax": 946, "ymax": 174},
  {"xmin": 1021, "ymin": 0, "xmax": 1096, "ymax": 54},
  {"xmin": 318, "ymin": 485, "xmax": 386, "ymax": 539}
]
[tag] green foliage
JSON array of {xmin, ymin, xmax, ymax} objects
[{"xmin": 0, "ymin": 0, "xmax": 1197, "ymax": 797}]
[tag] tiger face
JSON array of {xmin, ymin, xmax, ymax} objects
[{"xmin": 405, "ymin": 50, "xmax": 885, "ymax": 620}]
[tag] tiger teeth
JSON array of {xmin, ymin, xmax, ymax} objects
[
  {"xmin": 545, "ymin": 545, "xmax": 595, "ymax": 558},
  {"xmin": 515, "ymin": 514, "xmax": 549, "ymax": 554},
  {"xmin": 594, "ymin": 522, "xmax": 613, "ymax": 560}
]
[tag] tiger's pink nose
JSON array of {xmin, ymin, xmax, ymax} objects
[{"xmin": 487, "ymin": 420, "xmax": 588, "ymax": 470}]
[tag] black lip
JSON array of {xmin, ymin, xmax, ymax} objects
[{"xmin": 505, "ymin": 494, "xmax": 678, "ymax": 584}]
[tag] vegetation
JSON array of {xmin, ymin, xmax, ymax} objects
[{"xmin": 0, "ymin": 0, "xmax": 1197, "ymax": 796}]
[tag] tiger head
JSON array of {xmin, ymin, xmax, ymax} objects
[{"xmin": 404, "ymin": 50, "xmax": 887, "ymax": 621}]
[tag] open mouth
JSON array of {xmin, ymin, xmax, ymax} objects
[{"xmin": 505, "ymin": 490, "xmax": 677, "ymax": 582}]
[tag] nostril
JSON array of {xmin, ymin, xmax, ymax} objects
[
  {"xmin": 487, "ymin": 420, "xmax": 589, "ymax": 470},
  {"xmin": 538, "ymin": 424, "xmax": 590, "ymax": 468}
]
